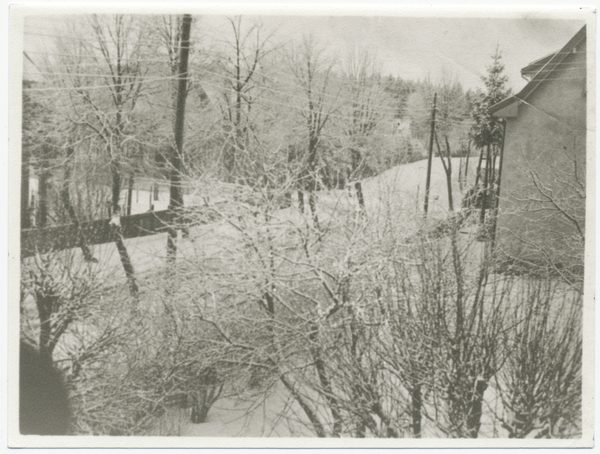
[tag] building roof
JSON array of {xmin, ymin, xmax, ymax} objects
[
  {"xmin": 520, "ymin": 52, "xmax": 557, "ymax": 80},
  {"xmin": 490, "ymin": 25, "xmax": 586, "ymax": 117}
]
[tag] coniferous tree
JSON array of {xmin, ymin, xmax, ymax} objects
[
  {"xmin": 468, "ymin": 48, "xmax": 511, "ymax": 222},
  {"xmin": 470, "ymin": 47, "xmax": 511, "ymax": 150}
]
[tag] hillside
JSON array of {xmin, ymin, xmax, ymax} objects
[{"xmin": 27, "ymin": 157, "xmax": 476, "ymax": 286}]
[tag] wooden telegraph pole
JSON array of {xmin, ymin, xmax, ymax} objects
[
  {"xmin": 423, "ymin": 92, "xmax": 437, "ymax": 217},
  {"xmin": 167, "ymin": 13, "xmax": 192, "ymax": 260},
  {"xmin": 490, "ymin": 120, "xmax": 507, "ymax": 249},
  {"xmin": 479, "ymin": 144, "xmax": 491, "ymax": 225}
]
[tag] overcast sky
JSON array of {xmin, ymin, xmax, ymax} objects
[
  {"xmin": 199, "ymin": 14, "xmax": 587, "ymax": 91},
  {"xmin": 21, "ymin": 9, "xmax": 589, "ymax": 92}
]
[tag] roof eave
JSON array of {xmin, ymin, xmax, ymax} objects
[
  {"xmin": 520, "ymin": 52, "xmax": 557, "ymax": 77},
  {"xmin": 490, "ymin": 97, "xmax": 518, "ymax": 117},
  {"xmin": 489, "ymin": 25, "xmax": 586, "ymax": 119}
]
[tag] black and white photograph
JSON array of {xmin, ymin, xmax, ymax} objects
[{"xmin": 8, "ymin": 4, "xmax": 595, "ymax": 448}]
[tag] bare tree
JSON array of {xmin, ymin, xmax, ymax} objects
[
  {"xmin": 214, "ymin": 16, "xmax": 274, "ymax": 182},
  {"xmin": 379, "ymin": 225, "xmax": 514, "ymax": 438},
  {"xmin": 493, "ymin": 279, "xmax": 582, "ymax": 438},
  {"xmin": 342, "ymin": 49, "xmax": 388, "ymax": 213},
  {"xmin": 21, "ymin": 251, "xmax": 99, "ymax": 365},
  {"xmin": 46, "ymin": 14, "xmax": 153, "ymax": 297},
  {"xmin": 286, "ymin": 36, "xmax": 339, "ymax": 230},
  {"xmin": 496, "ymin": 132, "xmax": 585, "ymax": 287},
  {"xmin": 406, "ymin": 73, "xmax": 470, "ymax": 216}
]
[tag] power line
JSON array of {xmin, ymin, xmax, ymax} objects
[
  {"xmin": 24, "ymin": 30, "xmax": 196, "ymax": 51},
  {"xmin": 194, "ymin": 66, "xmax": 404, "ymax": 117},
  {"xmin": 29, "ymin": 64, "xmax": 582, "ymax": 128},
  {"xmin": 22, "ymin": 50, "xmax": 184, "ymax": 64},
  {"xmin": 23, "ymin": 74, "xmax": 181, "ymax": 92},
  {"xmin": 196, "ymin": 78, "xmax": 453, "ymax": 125},
  {"xmin": 25, "ymin": 53, "xmax": 412, "ymax": 118}
]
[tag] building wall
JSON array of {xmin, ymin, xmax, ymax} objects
[{"xmin": 495, "ymin": 44, "xmax": 586, "ymax": 272}]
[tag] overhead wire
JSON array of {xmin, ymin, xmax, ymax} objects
[
  {"xmin": 24, "ymin": 49, "xmax": 540, "ymax": 125},
  {"xmin": 24, "ymin": 30, "xmax": 197, "ymax": 53},
  {"xmin": 23, "ymin": 74, "xmax": 181, "ymax": 92},
  {"xmin": 31, "ymin": 57, "xmax": 574, "ymax": 131},
  {"xmin": 24, "ymin": 51, "xmax": 409, "ymax": 117},
  {"xmin": 26, "ymin": 25, "xmax": 587, "ymax": 132},
  {"xmin": 24, "ymin": 54, "xmax": 414, "ymax": 119},
  {"xmin": 195, "ymin": 78, "xmax": 470, "ymax": 126},
  {"xmin": 22, "ymin": 69, "xmax": 476, "ymax": 128},
  {"xmin": 191, "ymin": 66, "xmax": 406, "ymax": 117}
]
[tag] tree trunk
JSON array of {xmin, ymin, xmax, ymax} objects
[
  {"xmin": 280, "ymin": 374, "xmax": 327, "ymax": 438},
  {"xmin": 445, "ymin": 168, "xmax": 454, "ymax": 212},
  {"xmin": 490, "ymin": 122, "xmax": 507, "ymax": 249},
  {"xmin": 474, "ymin": 146, "xmax": 485, "ymax": 188},
  {"xmin": 111, "ymin": 160, "xmax": 121, "ymax": 215},
  {"xmin": 466, "ymin": 378, "xmax": 488, "ymax": 438},
  {"xmin": 312, "ymin": 348, "xmax": 341, "ymax": 436},
  {"xmin": 464, "ymin": 140, "xmax": 471, "ymax": 182},
  {"xmin": 351, "ymin": 147, "xmax": 366, "ymax": 212},
  {"xmin": 480, "ymin": 145, "xmax": 491, "ymax": 225},
  {"xmin": 224, "ymin": 143, "xmax": 236, "ymax": 182},
  {"xmin": 60, "ymin": 147, "xmax": 96, "ymax": 262},
  {"xmin": 37, "ymin": 168, "xmax": 49, "ymax": 228},
  {"xmin": 126, "ymin": 174, "xmax": 134, "ymax": 216},
  {"xmin": 462, "ymin": 140, "xmax": 471, "ymax": 190},
  {"xmin": 36, "ymin": 291, "xmax": 54, "ymax": 363},
  {"xmin": 458, "ymin": 157, "xmax": 464, "ymax": 192},
  {"xmin": 410, "ymin": 384, "xmax": 422, "ymax": 438},
  {"xmin": 356, "ymin": 420, "xmax": 366, "ymax": 438},
  {"xmin": 444, "ymin": 137, "xmax": 454, "ymax": 212},
  {"xmin": 113, "ymin": 225, "xmax": 139, "ymax": 297},
  {"xmin": 298, "ymin": 190, "xmax": 304, "ymax": 213},
  {"xmin": 110, "ymin": 160, "xmax": 138, "ymax": 298},
  {"xmin": 354, "ymin": 181, "xmax": 365, "ymax": 213},
  {"xmin": 308, "ymin": 192, "xmax": 320, "ymax": 232}
]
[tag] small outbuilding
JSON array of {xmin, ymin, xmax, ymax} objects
[{"xmin": 490, "ymin": 25, "xmax": 587, "ymax": 280}]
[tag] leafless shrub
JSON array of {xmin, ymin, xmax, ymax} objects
[
  {"xmin": 20, "ymin": 251, "xmax": 100, "ymax": 363},
  {"xmin": 378, "ymin": 226, "xmax": 514, "ymax": 438},
  {"xmin": 493, "ymin": 279, "xmax": 582, "ymax": 438}
]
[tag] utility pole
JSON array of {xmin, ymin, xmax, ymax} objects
[
  {"xmin": 479, "ymin": 144, "xmax": 491, "ymax": 225},
  {"xmin": 423, "ymin": 92, "xmax": 437, "ymax": 217},
  {"xmin": 474, "ymin": 146, "xmax": 484, "ymax": 188},
  {"xmin": 490, "ymin": 120, "xmax": 507, "ymax": 249},
  {"xmin": 167, "ymin": 13, "xmax": 192, "ymax": 261}
]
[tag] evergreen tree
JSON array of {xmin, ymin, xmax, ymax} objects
[
  {"xmin": 469, "ymin": 47, "xmax": 511, "ymax": 225},
  {"xmin": 470, "ymin": 47, "xmax": 511, "ymax": 149}
]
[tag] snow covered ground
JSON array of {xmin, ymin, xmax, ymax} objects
[
  {"xmin": 25, "ymin": 157, "xmax": 486, "ymax": 438},
  {"xmin": 41, "ymin": 157, "xmax": 476, "ymax": 287},
  {"xmin": 150, "ymin": 385, "xmax": 315, "ymax": 437}
]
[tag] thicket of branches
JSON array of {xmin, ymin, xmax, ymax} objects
[
  {"xmin": 23, "ymin": 15, "xmax": 476, "ymax": 229},
  {"xmin": 57, "ymin": 176, "xmax": 576, "ymax": 438},
  {"xmin": 20, "ymin": 14, "xmax": 583, "ymax": 438}
]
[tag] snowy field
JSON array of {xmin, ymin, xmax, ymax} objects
[
  {"xmin": 25, "ymin": 157, "xmax": 476, "ymax": 287},
  {"xmin": 23, "ymin": 156, "xmax": 504, "ymax": 439}
]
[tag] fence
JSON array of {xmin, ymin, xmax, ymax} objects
[{"xmin": 20, "ymin": 207, "xmax": 217, "ymax": 259}]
